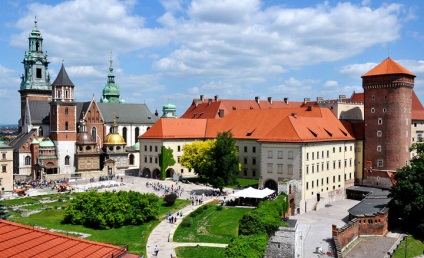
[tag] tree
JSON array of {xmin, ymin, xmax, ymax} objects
[
  {"xmin": 0, "ymin": 194, "xmax": 9, "ymax": 220},
  {"xmin": 389, "ymin": 142, "xmax": 424, "ymax": 238},
  {"xmin": 159, "ymin": 146, "xmax": 176, "ymax": 180},
  {"xmin": 180, "ymin": 131, "xmax": 240, "ymax": 192}
]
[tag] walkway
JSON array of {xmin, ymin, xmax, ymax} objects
[{"xmin": 145, "ymin": 198, "xmax": 228, "ymax": 258}]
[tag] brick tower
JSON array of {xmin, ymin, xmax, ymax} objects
[
  {"xmin": 50, "ymin": 64, "xmax": 77, "ymax": 174},
  {"xmin": 362, "ymin": 58, "xmax": 415, "ymax": 187}
]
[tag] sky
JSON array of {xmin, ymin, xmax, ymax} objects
[{"xmin": 0, "ymin": 0, "xmax": 423, "ymax": 124}]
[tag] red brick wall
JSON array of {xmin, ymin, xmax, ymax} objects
[
  {"xmin": 50, "ymin": 103, "xmax": 76, "ymax": 141},
  {"xmin": 85, "ymin": 101, "xmax": 104, "ymax": 147}
]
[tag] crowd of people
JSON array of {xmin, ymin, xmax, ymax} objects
[
  {"xmin": 145, "ymin": 181, "xmax": 185, "ymax": 197},
  {"xmin": 14, "ymin": 178, "xmax": 69, "ymax": 189}
]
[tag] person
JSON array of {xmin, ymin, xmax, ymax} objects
[{"xmin": 154, "ymin": 245, "xmax": 159, "ymax": 256}]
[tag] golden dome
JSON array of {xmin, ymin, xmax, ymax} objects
[{"xmin": 104, "ymin": 133, "xmax": 126, "ymax": 145}]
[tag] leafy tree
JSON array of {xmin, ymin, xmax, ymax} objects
[
  {"xmin": 180, "ymin": 131, "xmax": 240, "ymax": 192},
  {"xmin": 389, "ymin": 142, "xmax": 424, "ymax": 238},
  {"xmin": 0, "ymin": 194, "xmax": 9, "ymax": 220},
  {"xmin": 159, "ymin": 146, "xmax": 176, "ymax": 180},
  {"xmin": 164, "ymin": 192, "xmax": 177, "ymax": 206}
]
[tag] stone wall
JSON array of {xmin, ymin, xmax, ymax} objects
[{"xmin": 264, "ymin": 221, "xmax": 298, "ymax": 258}]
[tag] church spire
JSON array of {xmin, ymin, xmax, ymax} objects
[{"xmin": 100, "ymin": 53, "xmax": 125, "ymax": 104}]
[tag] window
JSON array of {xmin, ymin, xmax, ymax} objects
[
  {"xmin": 252, "ymin": 170, "xmax": 256, "ymax": 177},
  {"xmin": 135, "ymin": 127, "xmax": 140, "ymax": 143},
  {"xmin": 344, "ymin": 159, "xmax": 347, "ymax": 167},
  {"xmin": 344, "ymin": 146, "xmax": 347, "ymax": 152},
  {"xmin": 372, "ymin": 95, "xmax": 375, "ymax": 100},
  {"xmin": 306, "ymin": 182, "xmax": 309, "ymax": 190},
  {"xmin": 317, "ymin": 151, "xmax": 319, "ymax": 159},
  {"xmin": 36, "ymin": 68, "xmax": 42, "ymax": 78},
  {"xmin": 312, "ymin": 152, "xmax": 314, "ymax": 160},
  {"xmin": 252, "ymin": 158, "xmax": 256, "ymax": 165},
  {"xmin": 377, "ymin": 145, "xmax": 381, "ymax": 152},
  {"xmin": 155, "ymin": 157, "xmax": 158, "ymax": 164},
  {"xmin": 150, "ymin": 146, "xmax": 152, "ymax": 152},
  {"xmin": 25, "ymin": 156, "xmax": 31, "ymax": 166},
  {"xmin": 244, "ymin": 157, "xmax": 248, "ymax": 164},
  {"xmin": 91, "ymin": 127, "xmax": 97, "ymax": 140},
  {"xmin": 349, "ymin": 159, "xmax": 352, "ymax": 167},
  {"xmin": 155, "ymin": 146, "xmax": 158, "ymax": 152},
  {"xmin": 371, "ymin": 108, "xmax": 375, "ymax": 113},
  {"xmin": 338, "ymin": 175, "xmax": 341, "ymax": 182},
  {"xmin": 327, "ymin": 150, "xmax": 329, "ymax": 158},
  {"xmin": 129, "ymin": 154, "xmax": 135, "ymax": 165},
  {"xmin": 333, "ymin": 176, "xmax": 335, "ymax": 183},
  {"xmin": 65, "ymin": 155, "xmax": 70, "ymax": 165},
  {"xmin": 333, "ymin": 147, "xmax": 335, "ymax": 153},
  {"xmin": 177, "ymin": 156, "xmax": 181, "ymax": 163},
  {"xmin": 144, "ymin": 145, "xmax": 147, "ymax": 151},
  {"xmin": 316, "ymin": 164, "xmax": 319, "ymax": 172},
  {"xmin": 339, "ymin": 147, "xmax": 342, "ymax": 152},
  {"xmin": 287, "ymin": 164, "xmax": 293, "ymax": 175},
  {"xmin": 350, "ymin": 146, "xmax": 352, "ymax": 151},
  {"xmin": 65, "ymin": 90, "xmax": 68, "ymax": 99},
  {"xmin": 149, "ymin": 157, "xmax": 152, "ymax": 163},
  {"xmin": 378, "ymin": 118, "xmax": 383, "ymax": 125},
  {"xmin": 326, "ymin": 162, "xmax": 329, "ymax": 170},
  {"xmin": 252, "ymin": 146, "xmax": 256, "ymax": 153},
  {"xmin": 278, "ymin": 151, "xmax": 283, "ymax": 159},
  {"xmin": 65, "ymin": 121, "xmax": 68, "ymax": 131},
  {"xmin": 306, "ymin": 165, "xmax": 309, "ymax": 175},
  {"xmin": 377, "ymin": 159, "xmax": 383, "ymax": 167},
  {"xmin": 244, "ymin": 169, "xmax": 247, "ymax": 176},
  {"xmin": 144, "ymin": 156, "xmax": 147, "ymax": 163},
  {"xmin": 267, "ymin": 163, "xmax": 273, "ymax": 173},
  {"xmin": 2, "ymin": 153, "xmax": 6, "ymax": 160},
  {"xmin": 312, "ymin": 165, "xmax": 315, "ymax": 173},
  {"xmin": 312, "ymin": 181, "xmax": 314, "ymax": 188},
  {"xmin": 306, "ymin": 152, "xmax": 309, "ymax": 160},
  {"xmin": 338, "ymin": 160, "xmax": 341, "ymax": 168},
  {"xmin": 2, "ymin": 165, "xmax": 6, "ymax": 172},
  {"xmin": 268, "ymin": 150, "xmax": 273, "ymax": 158},
  {"xmin": 123, "ymin": 127, "xmax": 127, "ymax": 143},
  {"xmin": 65, "ymin": 107, "xmax": 68, "ymax": 115},
  {"xmin": 377, "ymin": 131, "xmax": 382, "ymax": 137},
  {"xmin": 288, "ymin": 151, "xmax": 293, "ymax": 159},
  {"xmin": 277, "ymin": 164, "xmax": 283, "ymax": 174},
  {"xmin": 178, "ymin": 146, "xmax": 181, "ymax": 152},
  {"xmin": 333, "ymin": 161, "xmax": 336, "ymax": 169},
  {"xmin": 383, "ymin": 108, "xmax": 387, "ymax": 113},
  {"xmin": 321, "ymin": 163, "xmax": 324, "ymax": 171},
  {"xmin": 244, "ymin": 146, "xmax": 248, "ymax": 153}
]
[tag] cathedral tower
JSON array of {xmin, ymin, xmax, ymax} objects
[
  {"xmin": 50, "ymin": 64, "xmax": 77, "ymax": 174},
  {"xmin": 362, "ymin": 58, "xmax": 415, "ymax": 187},
  {"xmin": 100, "ymin": 56, "xmax": 125, "ymax": 104},
  {"xmin": 18, "ymin": 19, "xmax": 52, "ymax": 132}
]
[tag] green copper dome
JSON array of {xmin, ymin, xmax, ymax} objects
[{"xmin": 100, "ymin": 55, "xmax": 125, "ymax": 104}]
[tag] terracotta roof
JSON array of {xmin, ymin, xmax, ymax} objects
[
  {"xmin": 412, "ymin": 91, "xmax": 424, "ymax": 120},
  {"xmin": 0, "ymin": 219, "xmax": 134, "ymax": 258},
  {"xmin": 140, "ymin": 119, "xmax": 208, "ymax": 139},
  {"xmin": 181, "ymin": 98, "xmax": 304, "ymax": 119},
  {"xmin": 143, "ymin": 107, "xmax": 355, "ymax": 143},
  {"xmin": 362, "ymin": 57, "xmax": 415, "ymax": 77},
  {"xmin": 350, "ymin": 92, "xmax": 364, "ymax": 103}
]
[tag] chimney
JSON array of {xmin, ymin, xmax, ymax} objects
[
  {"xmin": 267, "ymin": 97, "xmax": 272, "ymax": 104},
  {"xmin": 214, "ymin": 95, "xmax": 219, "ymax": 101},
  {"xmin": 291, "ymin": 112, "xmax": 297, "ymax": 118},
  {"xmin": 255, "ymin": 96, "xmax": 260, "ymax": 104},
  {"xmin": 208, "ymin": 99, "xmax": 212, "ymax": 105},
  {"xmin": 303, "ymin": 98, "xmax": 310, "ymax": 104},
  {"xmin": 339, "ymin": 95, "xmax": 346, "ymax": 101},
  {"xmin": 316, "ymin": 97, "xmax": 323, "ymax": 102},
  {"xmin": 200, "ymin": 95, "xmax": 204, "ymax": 101},
  {"xmin": 218, "ymin": 109, "xmax": 224, "ymax": 118},
  {"xmin": 284, "ymin": 97, "xmax": 289, "ymax": 104}
]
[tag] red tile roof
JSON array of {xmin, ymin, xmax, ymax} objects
[
  {"xmin": 362, "ymin": 57, "xmax": 415, "ymax": 77},
  {"xmin": 142, "ymin": 107, "xmax": 355, "ymax": 143},
  {"xmin": 0, "ymin": 219, "xmax": 134, "ymax": 258},
  {"xmin": 181, "ymin": 98, "xmax": 305, "ymax": 119}
]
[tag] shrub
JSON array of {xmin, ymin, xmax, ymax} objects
[
  {"xmin": 225, "ymin": 234, "xmax": 268, "ymax": 258},
  {"xmin": 216, "ymin": 205, "xmax": 223, "ymax": 211},
  {"xmin": 164, "ymin": 193, "xmax": 178, "ymax": 206},
  {"xmin": 181, "ymin": 217, "xmax": 193, "ymax": 228}
]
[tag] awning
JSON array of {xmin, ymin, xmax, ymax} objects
[{"xmin": 230, "ymin": 187, "xmax": 275, "ymax": 199}]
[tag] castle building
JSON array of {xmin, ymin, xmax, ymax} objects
[{"xmin": 0, "ymin": 142, "xmax": 13, "ymax": 192}]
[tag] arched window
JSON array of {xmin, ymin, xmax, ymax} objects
[
  {"xmin": 25, "ymin": 156, "xmax": 31, "ymax": 166},
  {"xmin": 135, "ymin": 127, "xmax": 140, "ymax": 143},
  {"xmin": 123, "ymin": 127, "xmax": 127, "ymax": 143},
  {"xmin": 65, "ymin": 107, "xmax": 68, "ymax": 115},
  {"xmin": 129, "ymin": 154, "xmax": 135, "ymax": 165},
  {"xmin": 65, "ymin": 90, "xmax": 69, "ymax": 99},
  {"xmin": 65, "ymin": 121, "xmax": 69, "ymax": 130},
  {"xmin": 91, "ymin": 127, "xmax": 97, "ymax": 141},
  {"xmin": 65, "ymin": 155, "xmax": 70, "ymax": 165},
  {"xmin": 39, "ymin": 126, "xmax": 43, "ymax": 136},
  {"xmin": 57, "ymin": 90, "xmax": 61, "ymax": 99}
]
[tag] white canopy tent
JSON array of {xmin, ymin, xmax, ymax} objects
[{"xmin": 230, "ymin": 187, "xmax": 275, "ymax": 199}]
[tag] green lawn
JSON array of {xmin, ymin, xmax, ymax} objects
[
  {"xmin": 392, "ymin": 235, "xmax": 424, "ymax": 258},
  {"xmin": 175, "ymin": 246, "xmax": 226, "ymax": 258},
  {"xmin": 173, "ymin": 205, "xmax": 250, "ymax": 244},
  {"xmin": 6, "ymin": 194, "xmax": 190, "ymax": 256}
]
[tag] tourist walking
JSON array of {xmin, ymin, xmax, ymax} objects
[{"xmin": 154, "ymin": 245, "xmax": 159, "ymax": 256}]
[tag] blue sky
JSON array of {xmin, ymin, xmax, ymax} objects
[{"xmin": 0, "ymin": 0, "xmax": 423, "ymax": 124}]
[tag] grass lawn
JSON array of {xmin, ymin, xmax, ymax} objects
[
  {"xmin": 175, "ymin": 246, "xmax": 226, "ymax": 258},
  {"xmin": 173, "ymin": 205, "xmax": 251, "ymax": 244},
  {"xmin": 6, "ymin": 194, "xmax": 190, "ymax": 256},
  {"xmin": 392, "ymin": 235, "xmax": 424, "ymax": 258}
]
